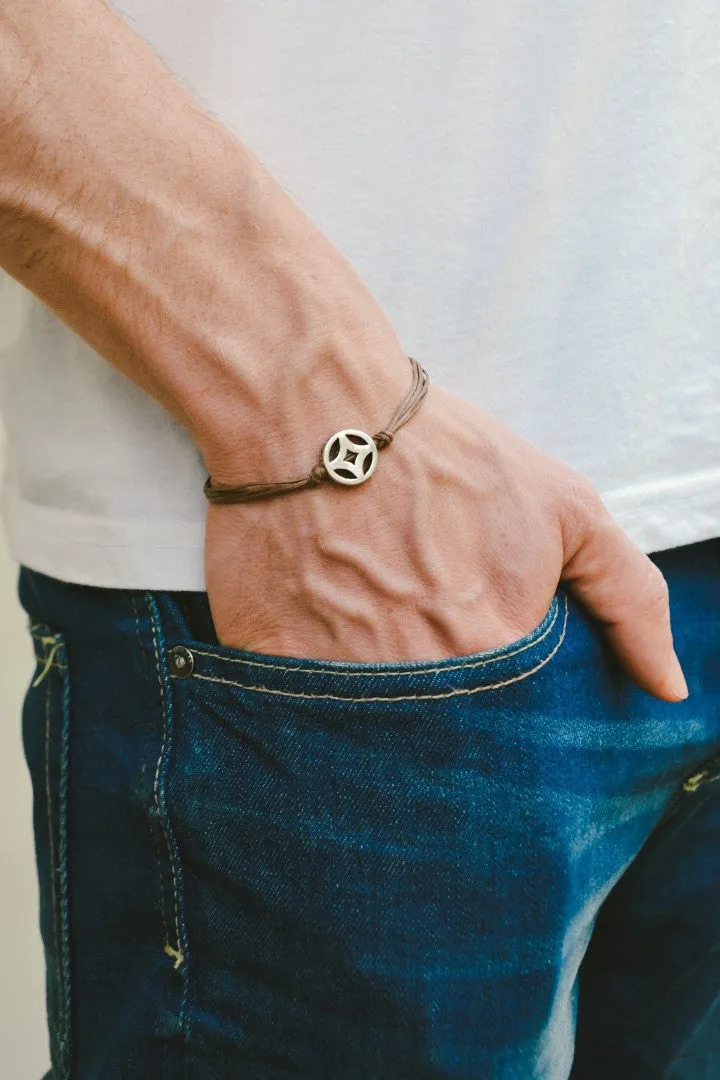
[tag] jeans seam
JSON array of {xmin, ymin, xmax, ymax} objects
[
  {"xmin": 39, "ymin": 631, "xmax": 72, "ymax": 1079},
  {"xmin": 182, "ymin": 595, "xmax": 569, "ymax": 703},
  {"xmin": 43, "ymin": 671, "xmax": 66, "ymax": 1062},
  {"xmin": 147, "ymin": 594, "xmax": 187, "ymax": 976},
  {"xmin": 131, "ymin": 594, "xmax": 172, "ymax": 958},
  {"xmin": 57, "ymin": 646, "xmax": 72, "ymax": 1071}
]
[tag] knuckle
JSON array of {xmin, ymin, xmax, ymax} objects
[
  {"xmin": 599, "ymin": 559, "xmax": 670, "ymax": 629},
  {"xmin": 566, "ymin": 471, "xmax": 603, "ymax": 512},
  {"xmin": 644, "ymin": 565, "xmax": 670, "ymax": 611},
  {"xmin": 558, "ymin": 470, "xmax": 607, "ymax": 533},
  {"xmin": 617, "ymin": 557, "xmax": 670, "ymax": 619}
]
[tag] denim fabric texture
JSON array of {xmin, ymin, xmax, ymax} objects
[{"xmin": 18, "ymin": 540, "xmax": 720, "ymax": 1079}]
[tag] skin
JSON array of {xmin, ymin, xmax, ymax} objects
[{"xmin": 0, "ymin": 0, "xmax": 688, "ymax": 700}]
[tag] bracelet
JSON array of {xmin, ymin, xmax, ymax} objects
[{"xmin": 203, "ymin": 354, "xmax": 429, "ymax": 505}]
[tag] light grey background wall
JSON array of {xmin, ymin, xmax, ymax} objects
[{"xmin": 0, "ymin": 438, "xmax": 51, "ymax": 1079}]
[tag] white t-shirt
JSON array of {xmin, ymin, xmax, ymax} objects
[{"xmin": 1, "ymin": 1, "xmax": 719, "ymax": 590}]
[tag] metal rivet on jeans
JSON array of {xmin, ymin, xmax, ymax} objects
[{"xmin": 168, "ymin": 645, "xmax": 194, "ymax": 678}]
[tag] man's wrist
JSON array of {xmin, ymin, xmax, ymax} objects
[
  {"xmin": 0, "ymin": 0, "xmax": 410, "ymax": 480},
  {"xmin": 1, "ymin": 118, "xmax": 409, "ymax": 482},
  {"xmin": 185, "ymin": 256, "xmax": 412, "ymax": 487}
]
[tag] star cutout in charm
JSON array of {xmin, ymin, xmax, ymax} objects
[{"xmin": 322, "ymin": 429, "xmax": 379, "ymax": 486}]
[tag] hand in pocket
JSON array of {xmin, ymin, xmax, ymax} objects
[{"xmin": 205, "ymin": 383, "xmax": 687, "ymax": 702}]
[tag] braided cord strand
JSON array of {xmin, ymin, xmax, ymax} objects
[{"xmin": 204, "ymin": 355, "xmax": 429, "ymax": 505}]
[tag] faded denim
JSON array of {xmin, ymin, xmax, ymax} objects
[{"xmin": 18, "ymin": 540, "xmax": 720, "ymax": 1079}]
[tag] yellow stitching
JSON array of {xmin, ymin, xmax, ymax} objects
[
  {"xmin": 683, "ymin": 771, "xmax": 708, "ymax": 793},
  {"xmin": 132, "ymin": 598, "xmax": 171, "ymax": 955},
  {"xmin": 33, "ymin": 641, "xmax": 61, "ymax": 687},
  {"xmin": 164, "ymin": 943, "xmax": 185, "ymax": 967},
  {"xmin": 43, "ymin": 676, "xmax": 66, "ymax": 1041},
  {"xmin": 188, "ymin": 595, "xmax": 569, "ymax": 703},
  {"xmin": 188, "ymin": 596, "xmax": 562, "ymax": 679},
  {"xmin": 148, "ymin": 602, "xmax": 184, "ymax": 968}
]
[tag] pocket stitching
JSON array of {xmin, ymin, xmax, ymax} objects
[
  {"xmin": 43, "ymin": 665, "xmax": 68, "ymax": 1056},
  {"xmin": 130, "ymin": 595, "xmax": 172, "ymax": 963},
  {"xmin": 56, "ymin": 646, "xmax": 72, "ymax": 1068},
  {"xmin": 185, "ymin": 594, "xmax": 569, "ymax": 703},
  {"xmin": 188, "ymin": 594, "xmax": 564, "ymax": 679},
  {"xmin": 146, "ymin": 595, "xmax": 187, "ymax": 974},
  {"xmin": 33, "ymin": 627, "xmax": 72, "ymax": 1077}
]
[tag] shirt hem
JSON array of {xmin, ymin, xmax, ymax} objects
[
  {"xmin": 2, "ymin": 471, "xmax": 720, "ymax": 592},
  {"xmin": 1, "ymin": 484, "xmax": 208, "ymax": 591}
]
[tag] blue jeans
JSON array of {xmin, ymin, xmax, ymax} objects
[{"xmin": 19, "ymin": 540, "xmax": 720, "ymax": 1080}]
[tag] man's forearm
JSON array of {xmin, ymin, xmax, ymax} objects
[{"xmin": 0, "ymin": 0, "xmax": 407, "ymax": 478}]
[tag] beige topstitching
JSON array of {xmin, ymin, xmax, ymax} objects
[
  {"xmin": 183, "ymin": 595, "xmax": 569, "ymax": 704},
  {"xmin": 188, "ymin": 595, "xmax": 564, "ymax": 680}
]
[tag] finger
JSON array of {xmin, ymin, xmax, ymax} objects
[{"xmin": 561, "ymin": 501, "xmax": 688, "ymax": 702}]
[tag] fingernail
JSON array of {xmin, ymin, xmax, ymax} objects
[{"xmin": 666, "ymin": 651, "xmax": 689, "ymax": 701}]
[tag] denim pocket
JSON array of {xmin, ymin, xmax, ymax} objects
[
  {"xmin": 156, "ymin": 589, "xmax": 572, "ymax": 1073},
  {"xmin": 22, "ymin": 622, "xmax": 72, "ymax": 1080},
  {"xmin": 166, "ymin": 590, "xmax": 568, "ymax": 706}
]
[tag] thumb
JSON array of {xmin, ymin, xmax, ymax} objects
[{"xmin": 560, "ymin": 499, "xmax": 688, "ymax": 702}]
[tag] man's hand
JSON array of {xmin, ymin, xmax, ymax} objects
[
  {"xmin": 0, "ymin": 0, "xmax": 687, "ymax": 703},
  {"xmin": 205, "ymin": 383, "xmax": 688, "ymax": 703}
]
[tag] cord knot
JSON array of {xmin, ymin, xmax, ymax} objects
[
  {"xmin": 308, "ymin": 464, "xmax": 327, "ymax": 487},
  {"xmin": 373, "ymin": 430, "xmax": 394, "ymax": 450}
]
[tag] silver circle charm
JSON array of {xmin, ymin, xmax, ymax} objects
[{"xmin": 322, "ymin": 429, "xmax": 378, "ymax": 486}]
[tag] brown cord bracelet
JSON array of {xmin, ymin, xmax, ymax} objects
[{"xmin": 203, "ymin": 354, "xmax": 429, "ymax": 505}]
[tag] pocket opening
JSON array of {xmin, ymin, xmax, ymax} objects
[{"xmin": 162, "ymin": 592, "xmax": 569, "ymax": 704}]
